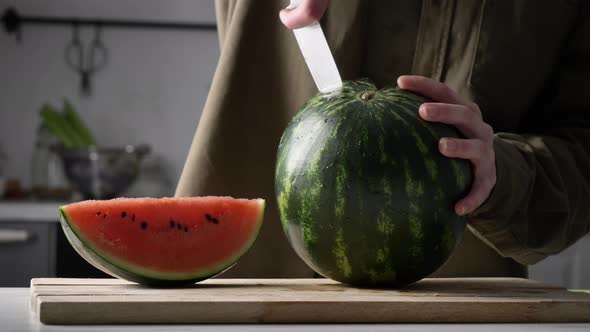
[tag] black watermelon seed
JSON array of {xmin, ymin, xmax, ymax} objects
[
  {"xmin": 131, "ymin": 214, "xmax": 135, "ymax": 222},
  {"xmin": 205, "ymin": 214, "xmax": 219, "ymax": 224},
  {"xmin": 121, "ymin": 211, "xmax": 127, "ymax": 218},
  {"xmin": 141, "ymin": 221, "xmax": 148, "ymax": 230},
  {"xmin": 177, "ymin": 223, "xmax": 182, "ymax": 230},
  {"xmin": 103, "ymin": 214, "xmax": 107, "ymax": 219},
  {"xmin": 170, "ymin": 220, "xmax": 175, "ymax": 228},
  {"xmin": 184, "ymin": 226, "xmax": 188, "ymax": 232},
  {"xmin": 96, "ymin": 212, "xmax": 101, "ymax": 216}
]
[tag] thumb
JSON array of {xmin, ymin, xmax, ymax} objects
[{"xmin": 279, "ymin": 0, "xmax": 329, "ymax": 29}]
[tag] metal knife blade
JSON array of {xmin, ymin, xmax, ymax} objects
[{"xmin": 287, "ymin": 0, "xmax": 343, "ymax": 94}]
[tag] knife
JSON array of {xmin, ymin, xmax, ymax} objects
[{"xmin": 286, "ymin": 0, "xmax": 343, "ymax": 94}]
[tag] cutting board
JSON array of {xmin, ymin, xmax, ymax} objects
[{"xmin": 31, "ymin": 278, "xmax": 590, "ymax": 325}]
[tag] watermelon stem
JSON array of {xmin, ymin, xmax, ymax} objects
[{"xmin": 360, "ymin": 91, "xmax": 375, "ymax": 101}]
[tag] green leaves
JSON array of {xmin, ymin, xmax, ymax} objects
[{"xmin": 39, "ymin": 99, "xmax": 97, "ymax": 148}]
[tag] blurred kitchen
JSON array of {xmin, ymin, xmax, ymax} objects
[
  {"xmin": 0, "ymin": 1, "xmax": 218, "ymax": 284},
  {"xmin": 0, "ymin": 0, "xmax": 588, "ymax": 290}
]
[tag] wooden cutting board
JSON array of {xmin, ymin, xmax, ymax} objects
[{"xmin": 31, "ymin": 278, "xmax": 590, "ymax": 325}]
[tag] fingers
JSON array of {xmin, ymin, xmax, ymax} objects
[
  {"xmin": 454, "ymin": 164, "xmax": 496, "ymax": 215},
  {"xmin": 419, "ymin": 103, "xmax": 488, "ymax": 139},
  {"xmin": 437, "ymin": 136, "xmax": 496, "ymax": 215},
  {"xmin": 397, "ymin": 75, "xmax": 497, "ymax": 215},
  {"xmin": 438, "ymin": 138, "xmax": 488, "ymax": 160},
  {"xmin": 398, "ymin": 75, "xmax": 470, "ymax": 107},
  {"xmin": 280, "ymin": 0, "xmax": 330, "ymax": 29},
  {"xmin": 438, "ymin": 136, "xmax": 496, "ymax": 215}
]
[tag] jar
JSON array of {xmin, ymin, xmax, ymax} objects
[{"xmin": 30, "ymin": 125, "xmax": 71, "ymax": 200}]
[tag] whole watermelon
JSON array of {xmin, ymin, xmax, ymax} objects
[{"xmin": 275, "ymin": 79, "xmax": 472, "ymax": 287}]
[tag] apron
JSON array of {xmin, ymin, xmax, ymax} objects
[{"xmin": 175, "ymin": 0, "xmax": 582, "ymax": 278}]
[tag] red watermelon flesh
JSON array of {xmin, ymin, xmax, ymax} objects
[{"xmin": 59, "ymin": 197, "xmax": 265, "ymax": 286}]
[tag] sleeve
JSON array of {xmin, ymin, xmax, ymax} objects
[{"xmin": 467, "ymin": 3, "xmax": 590, "ymax": 265}]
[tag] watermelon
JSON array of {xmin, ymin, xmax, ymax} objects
[
  {"xmin": 275, "ymin": 79, "xmax": 472, "ymax": 287},
  {"xmin": 59, "ymin": 197, "xmax": 265, "ymax": 286}
]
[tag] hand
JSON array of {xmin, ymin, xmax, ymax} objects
[
  {"xmin": 397, "ymin": 75, "xmax": 496, "ymax": 216},
  {"xmin": 279, "ymin": 0, "xmax": 330, "ymax": 29}
]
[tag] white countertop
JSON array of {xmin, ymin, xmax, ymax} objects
[
  {"xmin": 2, "ymin": 288, "xmax": 589, "ymax": 331},
  {"xmin": 0, "ymin": 201, "xmax": 67, "ymax": 222}
]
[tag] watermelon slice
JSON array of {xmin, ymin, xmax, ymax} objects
[{"xmin": 59, "ymin": 197, "xmax": 265, "ymax": 286}]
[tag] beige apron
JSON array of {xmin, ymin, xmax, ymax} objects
[{"xmin": 177, "ymin": 0, "xmax": 585, "ymax": 278}]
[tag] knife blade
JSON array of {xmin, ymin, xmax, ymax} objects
[{"xmin": 287, "ymin": 0, "xmax": 343, "ymax": 94}]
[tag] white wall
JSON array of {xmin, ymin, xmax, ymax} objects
[
  {"xmin": 0, "ymin": 0, "xmax": 219, "ymax": 195},
  {"xmin": 529, "ymin": 236, "xmax": 590, "ymax": 289}
]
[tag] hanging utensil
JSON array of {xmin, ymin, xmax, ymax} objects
[{"xmin": 64, "ymin": 23, "xmax": 108, "ymax": 95}]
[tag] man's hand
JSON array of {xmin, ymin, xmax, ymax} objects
[
  {"xmin": 398, "ymin": 75, "xmax": 496, "ymax": 216},
  {"xmin": 279, "ymin": 0, "xmax": 330, "ymax": 29}
]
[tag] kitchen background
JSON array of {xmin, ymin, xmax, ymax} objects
[
  {"xmin": 0, "ymin": 0, "xmax": 218, "ymax": 197},
  {"xmin": 0, "ymin": 0, "xmax": 588, "ymax": 288}
]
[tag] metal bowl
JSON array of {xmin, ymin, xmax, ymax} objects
[{"xmin": 56, "ymin": 145, "xmax": 150, "ymax": 199}]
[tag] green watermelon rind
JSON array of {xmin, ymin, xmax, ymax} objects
[
  {"xmin": 275, "ymin": 79, "xmax": 472, "ymax": 287},
  {"xmin": 58, "ymin": 200, "xmax": 265, "ymax": 286}
]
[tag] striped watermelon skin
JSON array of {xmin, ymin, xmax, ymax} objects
[{"xmin": 275, "ymin": 79, "xmax": 472, "ymax": 287}]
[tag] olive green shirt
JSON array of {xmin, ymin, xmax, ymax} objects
[{"xmin": 176, "ymin": 0, "xmax": 590, "ymax": 278}]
